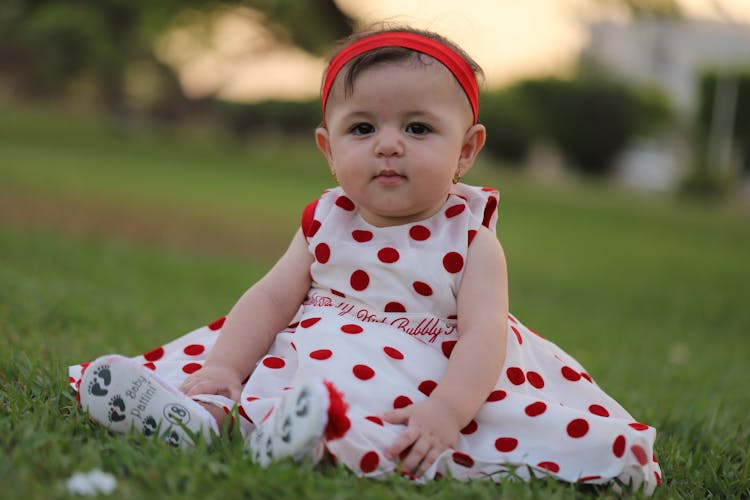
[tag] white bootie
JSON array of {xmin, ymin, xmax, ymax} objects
[
  {"xmin": 245, "ymin": 379, "xmax": 329, "ymax": 466},
  {"xmin": 79, "ymin": 354, "xmax": 218, "ymax": 447}
]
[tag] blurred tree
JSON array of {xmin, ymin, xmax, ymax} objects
[
  {"xmin": 261, "ymin": 0, "xmax": 353, "ymax": 54},
  {"xmin": 596, "ymin": 0, "xmax": 683, "ymax": 18},
  {"xmin": 0, "ymin": 0, "xmax": 352, "ymax": 118},
  {"xmin": 518, "ymin": 78, "xmax": 639, "ymax": 174}
]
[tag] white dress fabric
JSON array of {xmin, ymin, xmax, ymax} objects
[{"xmin": 69, "ymin": 184, "xmax": 662, "ymax": 493}]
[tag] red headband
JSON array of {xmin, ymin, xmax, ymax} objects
[{"xmin": 321, "ymin": 32, "xmax": 479, "ymax": 124}]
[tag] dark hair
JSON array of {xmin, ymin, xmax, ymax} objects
[{"xmin": 323, "ymin": 25, "xmax": 484, "ymax": 98}]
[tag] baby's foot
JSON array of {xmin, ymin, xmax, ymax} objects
[
  {"xmin": 245, "ymin": 379, "xmax": 329, "ymax": 467},
  {"xmin": 79, "ymin": 354, "xmax": 218, "ymax": 447}
]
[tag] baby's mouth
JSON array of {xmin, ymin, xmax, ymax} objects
[
  {"xmin": 375, "ymin": 169, "xmax": 405, "ymax": 179},
  {"xmin": 374, "ymin": 170, "xmax": 406, "ymax": 185}
]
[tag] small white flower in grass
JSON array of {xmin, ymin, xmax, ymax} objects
[{"xmin": 66, "ymin": 469, "xmax": 117, "ymax": 495}]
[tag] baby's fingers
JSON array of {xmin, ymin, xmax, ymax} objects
[
  {"xmin": 399, "ymin": 436, "xmax": 430, "ymax": 472},
  {"xmin": 384, "ymin": 424, "xmax": 418, "ymax": 462},
  {"xmin": 381, "ymin": 407, "xmax": 410, "ymax": 425},
  {"xmin": 417, "ymin": 446, "xmax": 444, "ymax": 477}
]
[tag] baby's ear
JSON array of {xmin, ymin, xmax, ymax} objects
[
  {"xmin": 315, "ymin": 127, "xmax": 333, "ymax": 166},
  {"xmin": 458, "ymin": 124, "xmax": 486, "ymax": 173}
]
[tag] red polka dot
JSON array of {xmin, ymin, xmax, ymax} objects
[
  {"xmin": 527, "ymin": 371, "xmax": 545, "ymax": 389},
  {"xmin": 262, "ymin": 356, "xmax": 286, "ymax": 369},
  {"xmin": 393, "ymin": 395, "xmax": 413, "ymax": 409},
  {"xmin": 353, "ymin": 364, "xmax": 375, "ymax": 380},
  {"xmin": 307, "ymin": 220, "xmax": 321, "ymax": 238},
  {"xmin": 483, "ymin": 196, "xmax": 498, "ymax": 228},
  {"xmin": 331, "ymin": 289, "xmax": 346, "ymax": 297},
  {"xmin": 315, "ymin": 243, "xmax": 331, "ymax": 263},
  {"xmin": 460, "ymin": 420, "xmax": 478, "ymax": 435},
  {"xmin": 629, "ymin": 422, "xmax": 650, "ymax": 431},
  {"xmin": 580, "ymin": 372, "xmax": 593, "ymax": 383},
  {"xmin": 341, "ymin": 324, "xmax": 363, "ymax": 334},
  {"xmin": 182, "ymin": 362, "xmax": 201, "ymax": 374},
  {"xmin": 487, "ymin": 390, "xmax": 507, "ymax": 402},
  {"xmin": 335, "ymin": 196, "xmax": 355, "ymax": 211},
  {"xmin": 409, "ymin": 225, "xmax": 431, "ymax": 241},
  {"xmin": 441, "ymin": 340, "xmax": 457, "ymax": 358},
  {"xmin": 567, "ymin": 418, "xmax": 590, "ymax": 438},
  {"xmin": 310, "ymin": 349, "xmax": 332, "ymax": 360},
  {"xmin": 377, "ymin": 247, "xmax": 399, "ymax": 263},
  {"xmin": 442, "ymin": 252, "xmax": 464, "ymax": 273},
  {"xmin": 524, "ymin": 401, "xmax": 548, "ymax": 417},
  {"xmin": 350, "ymin": 270, "xmax": 370, "ymax": 290},
  {"xmin": 537, "ymin": 461, "xmax": 560, "ymax": 473},
  {"xmin": 631, "ymin": 445, "xmax": 648, "ymax": 466},
  {"xmin": 579, "ymin": 475, "xmax": 602, "ymax": 483},
  {"xmin": 300, "ymin": 317, "xmax": 321, "ymax": 328},
  {"xmin": 144, "ymin": 347, "xmax": 164, "ymax": 362},
  {"xmin": 365, "ymin": 415, "xmax": 384, "ymax": 426},
  {"xmin": 506, "ymin": 367, "xmax": 526, "ymax": 385},
  {"xmin": 352, "ymin": 230, "xmax": 373, "ymax": 242},
  {"xmin": 207, "ymin": 317, "xmax": 226, "ymax": 331},
  {"xmin": 561, "ymin": 365, "xmax": 582, "ymax": 381},
  {"xmin": 143, "ymin": 362, "xmax": 156, "ymax": 371},
  {"xmin": 412, "ymin": 281, "xmax": 433, "ymax": 296},
  {"xmin": 418, "ymin": 380, "xmax": 437, "ymax": 396},
  {"xmin": 654, "ymin": 471, "xmax": 662, "ymax": 487},
  {"xmin": 238, "ymin": 405, "xmax": 251, "ymax": 422},
  {"xmin": 468, "ymin": 229, "xmax": 477, "ymax": 246},
  {"xmin": 246, "ymin": 396, "xmax": 259, "ymax": 402},
  {"xmin": 183, "ymin": 344, "xmax": 205, "ymax": 356},
  {"xmin": 589, "ymin": 404, "xmax": 610, "ymax": 417},
  {"xmin": 359, "ymin": 451, "xmax": 379, "ymax": 473},
  {"xmin": 452, "ymin": 451, "xmax": 475, "ymax": 467},
  {"xmin": 495, "ymin": 437, "xmax": 518, "ymax": 452},
  {"xmin": 384, "ymin": 301, "xmax": 406, "ymax": 312},
  {"xmin": 445, "ymin": 204, "xmax": 466, "ymax": 218},
  {"xmin": 383, "ymin": 346, "xmax": 404, "ymax": 359},
  {"xmin": 613, "ymin": 435, "xmax": 626, "ymax": 457}
]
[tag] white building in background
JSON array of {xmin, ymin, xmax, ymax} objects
[
  {"xmin": 583, "ymin": 18, "xmax": 750, "ymax": 116},
  {"xmin": 581, "ymin": 19, "xmax": 750, "ymax": 191}
]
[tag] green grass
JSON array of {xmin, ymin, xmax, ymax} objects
[{"xmin": 1, "ymin": 102, "xmax": 749, "ymax": 498}]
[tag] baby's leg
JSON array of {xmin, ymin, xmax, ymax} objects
[{"xmin": 79, "ymin": 354, "xmax": 219, "ymax": 447}]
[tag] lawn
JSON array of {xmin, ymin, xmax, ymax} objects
[{"xmin": 1, "ymin": 103, "xmax": 749, "ymax": 498}]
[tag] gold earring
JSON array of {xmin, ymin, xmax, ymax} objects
[
  {"xmin": 453, "ymin": 170, "xmax": 462, "ymax": 184},
  {"xmin": 331, "ymin": 170, "xmax": 339, "ymax": 184}
]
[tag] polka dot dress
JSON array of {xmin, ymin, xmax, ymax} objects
[{"xmin": 68, "ymin": 184, "xmax": 661, "ymax": 493}]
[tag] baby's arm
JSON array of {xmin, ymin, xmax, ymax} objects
[
  {"xmin": 383, "ymin": 226, "xmax": 508, "ymax": 475},
  {"xmin": 179, "ymin": 229, "xmax": 313, "ymax": 399}
]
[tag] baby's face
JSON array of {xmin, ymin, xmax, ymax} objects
[{"xmin": 316, "ymin": 57, "xmax": 479, "ymax": 227}]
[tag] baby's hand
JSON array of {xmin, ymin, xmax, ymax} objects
[
  {"xmin": 381, "ymin": 397, "xmax": 463, "ymax": 477},
  {"xmin": 178, "ymin": 364, "xmax": 243, "ymax": 401}
]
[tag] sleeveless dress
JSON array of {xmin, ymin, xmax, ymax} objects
[{"xmin": 68, "ymin": 184, "xmax": 661, "ymax": 493}]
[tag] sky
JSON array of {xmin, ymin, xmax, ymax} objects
[{"xmin": 155, "ymin": 0, "xmax": 750, "ymax": 103}]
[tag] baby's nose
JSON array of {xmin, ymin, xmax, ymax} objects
[{"xmin": 374, "ymin": 129, "xmax": 404, "ymax": 157}]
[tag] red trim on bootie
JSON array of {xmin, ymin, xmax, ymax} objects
[{"xmin": 323, "ymin": 380, "xmax": 351, "ymax": 440}]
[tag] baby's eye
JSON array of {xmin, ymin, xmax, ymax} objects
[
  {"xmin": 350, "ymin": 123, "xmax": 374, "ymax": 135},
  {"xmin": 405, "ymin": 122, "xmax": 431, "ymax": 135}
]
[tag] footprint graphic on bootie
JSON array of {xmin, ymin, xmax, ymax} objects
[
  {"xmin": 143, "ymin": 416, "xmax": 158, "ymax": 437},
  {"xmin": 108, "ymin": 395, "xmax": 127, "ymax": 423},
  {"xmin": 166, "ymin": 430, "xmax": 181, "ymax": 448},
  {"xmin": 87, "ymin": 365, "xmax": 112, "ymax": 397}
]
